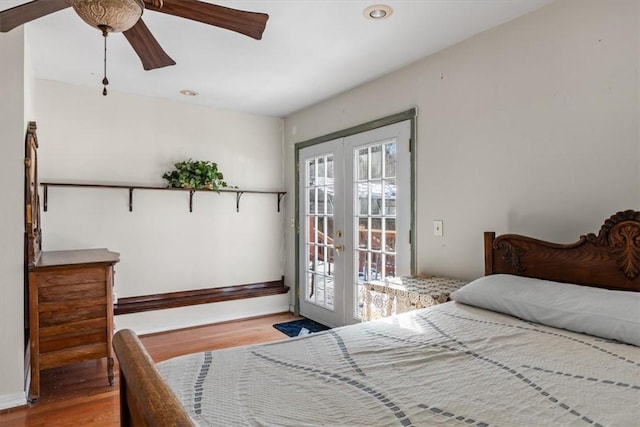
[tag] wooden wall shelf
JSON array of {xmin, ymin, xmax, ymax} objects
[{"xmin": 41, "ymin": 182, "xmax": 286, "ymax": 213}]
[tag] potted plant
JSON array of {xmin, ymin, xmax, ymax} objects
[{"xmin": 162, "ymin": 159, "xmax": 228, "ymax": 191}]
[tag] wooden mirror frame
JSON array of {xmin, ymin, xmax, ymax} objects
[{"xmin": 25, "ymin": 121, "xmax": 42, "ymax": 266}]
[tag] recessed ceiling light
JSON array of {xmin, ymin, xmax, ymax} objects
[
  {"xmin": 363, "ymin": 4, "xmax": 393, "ymax": 20},
  {"xmin": 180, "ymin": 89, "xmax": 198, "ymax": 96}
]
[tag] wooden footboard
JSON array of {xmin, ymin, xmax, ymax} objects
[{"xmin": 113, "ymin": 329, "xmax": 194, "ymax": 426}]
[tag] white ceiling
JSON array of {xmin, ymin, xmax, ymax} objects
[{"xmin": 1, "ymin": 0, "xmax": 554, "ymax": 117}]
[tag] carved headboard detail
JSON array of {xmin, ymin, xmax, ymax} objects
[
  {"xmin": 484, "ymin": 210, "xmax": 640, "ymax": 292},
  {"xmin": 585, "ymin": 210, "xmax": 640, "ymax": 280}
]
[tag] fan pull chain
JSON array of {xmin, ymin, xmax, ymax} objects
[{"xmin": 100, "ymin": 26, "xmax": 110, "ymax": 96}]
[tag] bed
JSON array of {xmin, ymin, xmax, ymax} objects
[{"xmin": 113, "ymin": 210, "xmax": 640, "ymax": 426}]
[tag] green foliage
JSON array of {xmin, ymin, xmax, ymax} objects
[{"xmin": 162, "ymin": 159, "xmax": 228, "ymax": 191}]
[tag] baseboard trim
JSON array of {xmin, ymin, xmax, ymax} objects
[
  {"xmin": 114, "ymin": 277, "xmax": 289, "ymax": 315},
  {"xmin": 0, "ymin": 392, "xmax": 27, "ymax": 412}
]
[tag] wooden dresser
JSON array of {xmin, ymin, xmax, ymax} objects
[{"xmin": 28, "ymin": 248, "xmax": 120, "ymax": 401}]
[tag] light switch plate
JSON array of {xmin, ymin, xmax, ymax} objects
[{"xmin": 433, "ymin": 220, "xmax": 443, "ymax": 237}]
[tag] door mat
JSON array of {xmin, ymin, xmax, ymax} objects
[{"xmin": 273, "ymin": 318, "xmax": 331, "ymax": 337}]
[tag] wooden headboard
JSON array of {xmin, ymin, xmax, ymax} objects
[{"xmin": 484, "ymin": 210, "xmax": 640, "ymax": 292}]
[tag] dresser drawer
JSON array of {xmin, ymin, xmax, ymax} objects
[
  {"xmin": 39, "ymin": 328, "xmax": 107, "ymax": 354},
  {"xmin": 40, "ymin": 343, "xmax": 109, "ymax": 370},
  {"xmin": 34, "ymin": 267, "xmax": 106, "ymax": 287},
  {"xmin": 39, "ymin": 303, "xmax": 108, "ymax": 328},
  {"xmin": 39, "ymin": 281, "xmax": 107, "ymax": 304},
  {"xmin": 39, "ymin": 317, "xmax": 107, "ymax": 339}
]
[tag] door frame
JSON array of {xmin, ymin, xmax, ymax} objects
[{"xmin": 294, "ymin": 108, "xmax": 418, "ymax": 316}]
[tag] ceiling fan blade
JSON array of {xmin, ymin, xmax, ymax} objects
[
  {"xmin": 144, "ymin": 0, "xmax": 268, "ymax": 40},
  {"xmin": 123, "ymin": 19, "xmax": 176, "ymax": 71},
  {"xmin": 0, "ymin": 0, "xmax": 71, "ymax": 33}
]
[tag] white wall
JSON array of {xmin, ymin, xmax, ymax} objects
[
  {"xmin": 35, "ymin": 80, "xmax": 289, "ymax": 333},
  {"xmin": 283, "ymin": 0, "xmax": 640, "ymax": 291},
  {"xmin": 0, "ymin": 27, "xmax": 29, "ymax": 410}
]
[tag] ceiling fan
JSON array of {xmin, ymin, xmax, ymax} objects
[{"xmin": 0, "ymin": 0, "xmax": 269, "ymax": 94}]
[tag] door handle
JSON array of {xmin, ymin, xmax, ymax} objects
[{"xmin": 335, "ymin": 244, "xmax": 344, "ymax": 254}]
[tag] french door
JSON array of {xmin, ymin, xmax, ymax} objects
[{"xmin": 298, "ymin": 120, "xmax": 412, "ymax": 327}]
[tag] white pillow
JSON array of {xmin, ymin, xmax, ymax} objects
[{"xmin": 450, "ymin": 274, "xmax": 640, "ymax": 346}]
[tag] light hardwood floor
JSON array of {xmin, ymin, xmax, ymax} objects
[{"xmin": 0, "ymin": 312, "xmax": 297, "ymax": 426}]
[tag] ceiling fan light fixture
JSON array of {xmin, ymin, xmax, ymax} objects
[
  {"xmin": 363, "ymin": 4, "xmax": 393, "ymax": 20},
  {"xmin": 71, "ymin": 0, "xmax": 144, "ymax": 33}
]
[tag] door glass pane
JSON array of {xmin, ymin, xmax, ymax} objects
[
  {"xmin": 371, "ymin": 218, "xmax": 382, "ymax": 251},
  {"xmin": 358, "ymin": 218, "xmax": 368, "ymax": 249},
  {"xmin": 318, "ymin": 188, "xmax": 326, "ymax": 215},
  {"xmin": 327, "ymin": 247, "xmax": 335, "ymax": 275},
  {"xmin": 312, "ymin": 216, "xmax": 319, "ymax": 243},
  {"xmin": 326, "ymin": 276, "xmax": 335, "ymax": 307},
  {"xmin": 353, "ymin": 140, "xmax": 400, "ymax": 320},
  {"xmin": 384, "ymin": 254, "xmax": 396, "ymax": 277},
  {"xmin": 385, "ymin": 218, "xmax": 396, "ymax": 252},
  {"xmin": 304, "ymin": 154, "xmax": 335, "ymax": 311},
  {"xmin": 316, "ymin": 275, "xmax": 325, "ymax": 305},
  {"xmin": 321, "ymin": 246, "xmax": 328, "ymax": 270},
  {"xmin": 327, "ymin": 155, "xmax": 334, "ymax": 179},
  {"xmin": 384, "ymin": 143, "xmax": 396, "ymax": 178},
  {"xmin": 306, "ymin": 272, "xmax": 314, "ymax": 300},
  {"xmin": 371, "ymin": 145, "xmax": 382, "ymax": 179},
  {"xmin": 384, "ymin": 180, "xmax": 396, "ymax": 216},
  {"xmin": 358, "ymin": 182, "xmax": 369, "ymax": 215},
  {"xmin": 307, "ymin": 244, "xmax": 315, "ymax": 265},
  {"xmin": 308, "ymin": 188, "xmax": 316, "ymax": 215},
  {"xmin": 326, "ymin": 190, "xmax": 334, "ymax": 215},
  {"xmin": 371, "ymin": 252, "xmax": 382, "ymax": 280},
  {"xmin": 371, "ymin": 181, "xmax": 382, "ymax": 215},
  {"xmin": 326, "ymin": 156, "xmax": 334, "ymax": 214},
  {"xmin": 307, "ymin": 159, "xmax": 316, "ymax": 186},
  {"xmin": 317, "ymin": 157, "xmax": 325, "ymax": 181},
  {"xmin": 318, "ymin": 216, "xmax": 325, "ymax": 244},
  {"xmin": 327, "ymin": 217, "xmax": 334, "ymax": 244},
  {"xmin": 357, "ymin": 250, "xmax": 371, "ymax": 283},
  {"xmin": 358, "ymin": 148, "xmax": 368, "ymax": 180}
]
